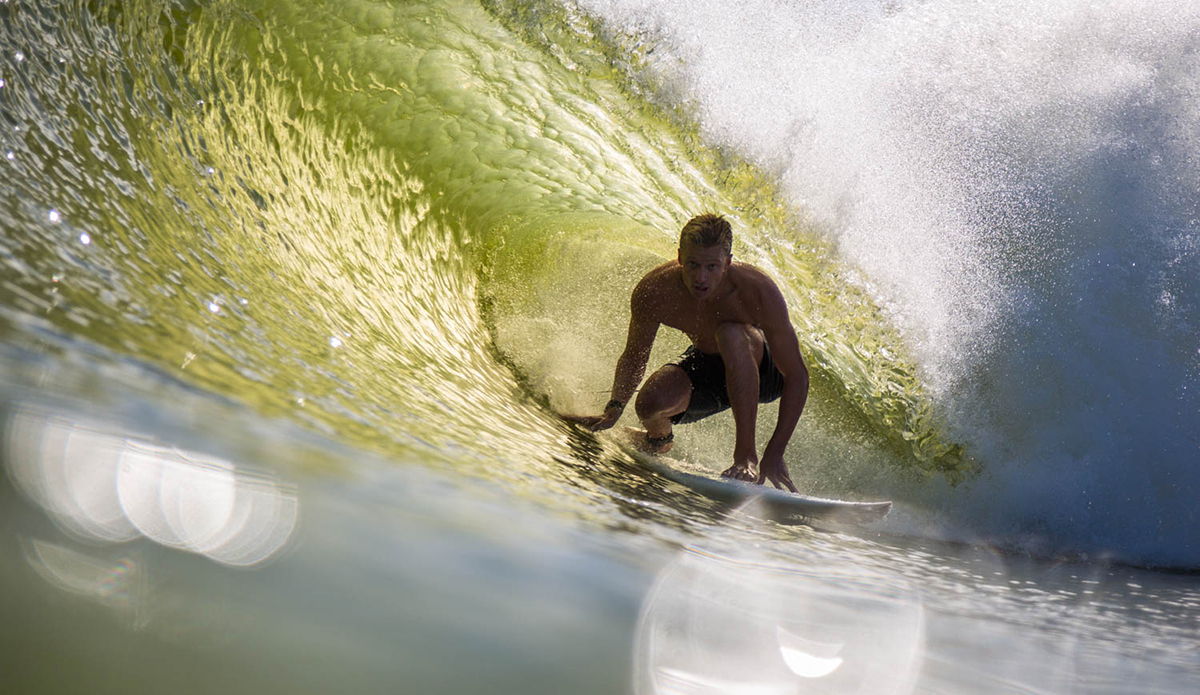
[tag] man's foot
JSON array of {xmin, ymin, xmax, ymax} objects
[{"xmin": 621, "ymin": 427, "xmax": 674, "ymax": 455}]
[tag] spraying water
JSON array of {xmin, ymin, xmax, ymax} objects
[{"xmin": 573, "ymin": 0, "xmax": 1200, "ymax": 564}]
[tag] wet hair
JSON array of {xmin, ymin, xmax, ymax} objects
[{"xmin": 679, "ymin": 213, "xmax": 733, "ymax": 256}]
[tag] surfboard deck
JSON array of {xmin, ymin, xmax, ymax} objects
[{"xmin": 616, "ymin": 435, "xmax": 892, "ymax": 525}]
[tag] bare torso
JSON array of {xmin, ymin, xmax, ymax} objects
[
  {"xmin": 564, "ymin": 217, "xmax": 807, "ymax": 491},
  {"xmin": 637, "ymin": 261, "xmax": 773, "ymax": 352},
  {"xmin": 568, "ymin": 238, "xmax": 808, "ymax": 491}
]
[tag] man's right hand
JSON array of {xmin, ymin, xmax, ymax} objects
[
  {"xmin": 561, "ymin": 408, "xmax": 621, "ymax": 432},
  {"xmin": 720, "ymin": 461, "xmax": 758, "ymax": 482}
]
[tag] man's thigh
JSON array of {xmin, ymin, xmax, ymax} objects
[{"xmin": 636, "ymin": 364, "xmax": 692, "ymax": 417}]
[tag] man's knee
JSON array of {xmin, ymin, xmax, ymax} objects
[
  {"xmin": 715, "ymin": 323, "xmax": 763, "ymax": 363},
  {"xmin": 635, "ymin": 366, "xmax": 690, "ymax": 419}
]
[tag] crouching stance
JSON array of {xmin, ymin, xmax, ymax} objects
[{"xmin": 566, "ymin": 214, "xmax": 809, "ymax": 490}]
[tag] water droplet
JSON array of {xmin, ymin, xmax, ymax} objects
[
  {"xmin": 0, "ymin": 78, "xmax": 5, "ymax": 88},
  {"xmin": 5, "ymin": 151, "xmax": 13, "ymax": 160},
  {"xmin": 52, "ymin": 274, "xmax": 61, "ymax": 283},
  {"xmin": 329, "ymin": 336, "xmax": 342, "ymax": 348},
  {"xmin": 207, "ymin": 301, "xmax": 220, "ymax": 314},
  {"xmin": 79, "ymin": 233, "xmax": 91, "ymax": 245},
  {"xmin": 206, "ymin": 167, "xmax": 215, "ymax": 175},
  {"xmin": 15, "ymin": 52, "xmax": 24, "ymax": 62},
  {"xmin": 48, "ymin": 209, "xmax": 60, "ymax": 223},
  {"xmin": 238, "ymin": 297, "xmax": 248, "ymax": 306}
]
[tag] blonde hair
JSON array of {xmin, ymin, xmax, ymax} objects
[{"xmin": 679, "ymin": 213, "xmax": 732, "ymax": 255}]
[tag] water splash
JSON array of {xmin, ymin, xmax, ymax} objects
[{"xmin": 570, "ymin": 0, "xmax": 1200, "ymax": 564}]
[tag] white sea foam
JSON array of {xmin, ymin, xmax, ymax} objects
[{"xmin": 577, "ymin": 0, "xmax": 1200, "ymax": 564}]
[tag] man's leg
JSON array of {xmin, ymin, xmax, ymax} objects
[
  {"xmin": 715, "ymin": 322, "xmax": 765, "ymax": 480},
  {"xmin": 634, "ymin": 365, "xmax": 691, "ymax": 452}
]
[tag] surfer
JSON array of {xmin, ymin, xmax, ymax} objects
[{"xmin": 566, "ymin": 213, "xmax": 808, "ymax": 492}]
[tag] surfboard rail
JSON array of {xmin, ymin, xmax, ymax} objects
[{"xmin": 618, "ymin": 439, "xmax": 892, "ymax": 525}]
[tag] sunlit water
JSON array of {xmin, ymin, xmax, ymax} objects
[{"xmin": 1, "ymin": 0, "xmax": 1198, "ymax": 693}]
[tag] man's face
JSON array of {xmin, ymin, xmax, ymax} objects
[{"xmin": 678, "ymin": 241, "xmax": 731, "ymax": 301}]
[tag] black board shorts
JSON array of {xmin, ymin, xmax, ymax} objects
[{"xmin": 669, "ymin": 343, "xmax": 786, "ymax": 425}]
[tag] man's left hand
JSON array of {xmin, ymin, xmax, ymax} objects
[{"xmin": 756, "ymin": 451, "xmax": 798, "ymax": 492}]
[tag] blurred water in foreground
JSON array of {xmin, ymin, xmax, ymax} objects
[{"xmin": 3, "ymin": 353, "xmax": 1199, "ymax": 694}]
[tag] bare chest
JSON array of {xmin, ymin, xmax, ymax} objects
[{"xmin": 661, "ymin": 293, "xmax": 760, "ymax": 352}]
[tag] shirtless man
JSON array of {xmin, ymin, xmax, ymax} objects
[{"xmin": 567, "ymin": 213, "xmax": 808, "ymax": 491}]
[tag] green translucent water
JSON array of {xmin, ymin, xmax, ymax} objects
[
  {"xmin": 0, "ymin": 0, "xmax": 964, "ymax": 491},
  {"xmin": 5, "ymin": 2, "xmax": 1195, "ymax": 694}
]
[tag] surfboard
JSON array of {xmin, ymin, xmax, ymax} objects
[{"xmin": 616, "ymin": 436, "xmax": 892, "ymax": 525}]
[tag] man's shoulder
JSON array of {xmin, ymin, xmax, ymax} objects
[
  {"xmin": 729, "ymin": 263, "xmax": 790, "ymax": 319},
  {"xmin": 730, "ymin": 262, "xmax": 780, "ymax": 292},
  {"xmin": 630, "ymin": 261, "xmax": 681, "ymax": 310},
  {"xmin": 636, "ymin": 260, "xmax": 682, "ymax": 291}
]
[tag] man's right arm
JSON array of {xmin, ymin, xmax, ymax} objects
[{"xmin": 582, "ymin": 277, "xmax": 660, "ymax": 431}]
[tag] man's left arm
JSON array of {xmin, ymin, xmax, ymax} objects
[{"xmin": 757, "ymin": 281, "xmax": 809, "ymax": 492}]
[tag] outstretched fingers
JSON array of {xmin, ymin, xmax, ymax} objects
[
  {"xmin": 758, "ymin": 467, "xmax": 799, "ymax": 493},
  {"xmin": 560, "ymin": 413, "xmax": 616, "ymax": 432},
  {"xmin": 561, "ymin": 413, "xmax": 598, "ymax": 426}
]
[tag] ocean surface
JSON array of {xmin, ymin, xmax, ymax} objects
[{"xmin": 1, "ymin": 0, "xmax": 1198, "ymax": 692}]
